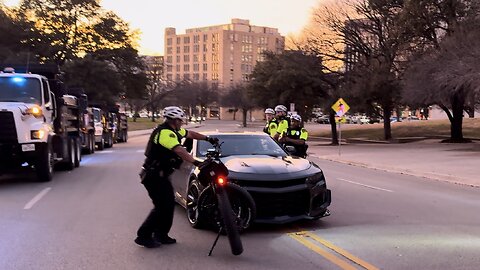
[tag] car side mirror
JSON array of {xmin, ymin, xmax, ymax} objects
[{"xmin": 45, "ymin": 102, "xmax": 53, "ymax": 111}]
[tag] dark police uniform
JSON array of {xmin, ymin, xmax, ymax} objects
[
  {"xmin": 137, "ymin": 123, "xmax": 187, "ymax": 241},
  {"xmin": 284, "ymin": 126, "xmax": 308, "ymax": 157}
]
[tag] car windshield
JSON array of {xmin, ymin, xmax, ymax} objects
[
  {"xmin": 0, "ymin": 77, "xmax": 42, "ymax": 104},
  {"xmin": 196, "ymin": 134, "xmax": 287, "ymax": 157}
]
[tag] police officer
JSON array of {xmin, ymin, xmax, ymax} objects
[
  {"xmin": 263, "ymin": 108, "xmax": 278, "ymax": 138},
  {"xmin": 279, "ymin": 114, "xmax": 308, "ymax": 158},
  {"xmin": 135, "ymin": 106, "xmax": 217, "ymax": 248},
  {"xmin": 273, "ymin": 105, "xmax": 289, "ymax": 141}
]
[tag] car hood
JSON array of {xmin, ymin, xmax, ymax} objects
[{"xmin": 221, "ymin": 155, "xmax": 311, "ymax": 174}]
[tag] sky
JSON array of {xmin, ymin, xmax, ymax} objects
[{"xmin": 4, "ymin": 0, "xmax": 320, "ymax": 55}]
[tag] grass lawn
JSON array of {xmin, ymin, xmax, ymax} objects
[
  {"xmin": 128, "ymin": 117, "xmax": 160, "ymax": 131},
  {"xmin": 310, "ymin": 118, "xmax": 480, "ymax": 141}
]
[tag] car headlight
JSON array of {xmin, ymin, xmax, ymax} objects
[{"xmin": 306, "ymin": 172, "xmax": 325, "ymax": 188}]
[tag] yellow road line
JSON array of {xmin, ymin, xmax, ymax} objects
[
  {"xmin": 302, "ymin": 231, "xmax": 380, "ymax": 270},
  {"xmin": 288, "ymin": 233, "xmax": 358, "ymax": 270}
]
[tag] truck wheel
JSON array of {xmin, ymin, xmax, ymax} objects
[
  {"xmin": 74, "ymin": 138, "xmax": 81, "ymax": 168},
  {"xmin": 98, "ymin": 138, "xmax": 104, "ymax": 151},
  {"xmin": 90, "ymin": 134, "xmax": 95, "ymax": 154},
  {"xmin": 65, "ymin": 138, "xmax": 75, "ymax": 171},
  {"xmin": 36, "ymin": 143, "xmax": 53, "ymax": 182}
]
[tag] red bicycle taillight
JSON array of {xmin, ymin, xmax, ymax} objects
[{"xmin": 217, "ymin": 176, "xmax": 227, "ymax": 186}]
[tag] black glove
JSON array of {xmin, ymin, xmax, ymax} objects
[{"xmin": 205, "ymin": 136, "xmax": 219, "ymax": 145}]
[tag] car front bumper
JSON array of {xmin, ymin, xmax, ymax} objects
[{"xmin": 232, "ymin": 179, "xmax": 331, "ymax": 224}]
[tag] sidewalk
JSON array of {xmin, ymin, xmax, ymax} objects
[{"xmin": 308, "ymin": 140, "xmax": 480, "ymax": 188}]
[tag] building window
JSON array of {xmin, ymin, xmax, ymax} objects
[
  {"xmin": 193, "ymin": 73, "xmax": 200, "ymax": 81},
  {"xmin": 193, "ymin": 63, "xmax": 199, "ymax": 72},
  {"xmin": 184, "ymin": 74, "xmax": 190, "ymax": 80},
  {"xmin": 166, "ymin": 56, "xmax": 172, "ymax": 63},
  {"xmin": 167, "ymin": 38, "xmax": 172, "ymax": 46},
  {"xmin": 167, "ymin": 74, "xmax": 173, "ymax": 80},
  {"xmin": 203, "ymin": 34, "xmax": 208, "ymax": 42},
  {"xmin": 193, "ymin": 44, "xmax": 200, "ymax": 53},
  {"xmin": 203, "ymin": 54, "xmax": 207, "ymax": 62},
  {"xmin": 176, "ymin": 65, "xmax": 180, "ymax": 72},
  {"xmin": 184, "ymin": 64, "xmax": 190, "ymax": 72},
  {"xmin": 183, "ymin": 46, "xmax": 190, "ymax": 53},
  {"xmin": 176, "ymin": 55, "xmax": 180, "ymax": 62},
  {"xmin": 203, "ymin": 63, "xmax": 208, "ymax": 71},
  {"xmin": 203, "ymin": 44, "xmax": 208, "ymax": 52},
  {"xmin": 193, "ymin": 55, "xmax": 198, "ymax": 62},
  {"xmin": 176, "ymin": 37, "xmax": 181, "ymax": 44},
  {"xmin": 212, "ymin": 33, "xmax": 219, "ymax": 42},
  {"xmin": 202, "ymin": 73, "xmax": 208, "ymax": 80},
  {"xmin": 184, "ymin": 36, "xmax": 190, "ymax": 44},
  {"xmin": 176, "ymin": 46, "xmax": 180, "ymax": 53},
  {"xmin": 175, "ymin": 74, "xmax": 180, "ymax": 81},
  {"xmin": 167, "ymin": 65, "xmax": 173, "ymax": 72},
  {"xmin": 184, "ymin": 55, "xmax": 190, "ymax": 62}
]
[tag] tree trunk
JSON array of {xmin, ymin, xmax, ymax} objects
[
  {"xmin": 242, "ymin": 109, "xmax": 248, "ymax": 127},
  {"xmin": 450, "ymin": 91, "xmax": 465, "ymax": 142},
  {"xmin": 329, "ymin": 110, "xmax": 338, "ymax": 145},
  {"xmin": 233, "ymin": 110, "xmax": 237, "ymax": 121},
  {"xmin": 383, "ymin": 106, "xmax": 392, "ymax": 141}
]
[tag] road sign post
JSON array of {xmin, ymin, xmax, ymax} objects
[{"xmin": 331, "ymin": 98, "xmax": 350, "ymax": 156}]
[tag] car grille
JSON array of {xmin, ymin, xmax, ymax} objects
[
  {"xmin": 249, "ymin": 189, "xmax": 310, "ymax": 218},
  {"xmin": 232, "ymin": 177, "xmax": 306, "ymax": 188},
  {"xmin": 0, "ymin": 111, "xmax": 18, "ymax": 143}
]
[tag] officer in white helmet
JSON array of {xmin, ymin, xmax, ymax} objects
[
  {"xmin": 273, "ymin": 104, "xmax": 289, "ymax": 141},
  {"xmin": 279, "ymin": 114, "xmax": 308, "ymax": 158},
  {"xmin": 135, "ymin": 106, "xmax": 218, "ymax": 248},
  {"xmin": 263, "ymin": 108, "xmax": 277, "ymax": 137}
]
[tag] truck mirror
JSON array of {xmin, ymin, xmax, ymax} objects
[{"xmin": 45, "ymin": 102, "xmax": 53, "ymax": 110}]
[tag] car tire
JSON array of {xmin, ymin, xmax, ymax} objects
[{"xmin": 186, "ymin": 179, "xmax": 208, "ymax": 229}]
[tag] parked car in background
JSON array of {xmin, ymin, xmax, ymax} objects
[
  {"xmin": 316, "ymin": 115, "xmax": 330, "ymax": 124},
  {"xmin": 369, "ymin": 116, "xmax": 381, "ymax": 124}
]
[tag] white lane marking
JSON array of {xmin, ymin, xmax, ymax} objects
[
  {"xmin": 24, "ymin": 187, "xmax": 52, "ymax": 210},
  {"xmin": 337, "ymin": 178, "xmax": 394, "ymax": 193},
  {"xmin": 97, "ymin": 150, "xmax": 114, "ymax": 153},
  {"xmin": 136, "ymin": 150, "xmax": 144, "ymax": 153}
]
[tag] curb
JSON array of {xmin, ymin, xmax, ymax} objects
[{"xmin": 310, "ymin": 154, "xmax": 479, "ymax": 188}]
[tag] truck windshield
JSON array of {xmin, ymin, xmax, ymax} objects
[
  {"xmin": 93, "ymin": 109, "xmax": 101, "ymax": 122},
  {"xmin": 0, "ymin": 77, "xmax": 42, "ymax": 105}
]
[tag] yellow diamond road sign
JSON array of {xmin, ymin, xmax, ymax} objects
[{"xmin": 332, "ymin": 98, "xmax": 350, "ymax": 117}]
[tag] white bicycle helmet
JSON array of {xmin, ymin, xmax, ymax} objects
[
  {"xmin": 264, "ymin": 108, "xmax": 275, "ymax": 114},
  {"xmin": 163, "ymin": 106, "xmax": 186, "ymax": 121},
  {"xmin": 291, "ymin": 114, "xmax": 302, "ymax": 122},
  {"xmin": 274, "ymin": 105, "xmax": 287, "ymax": 112}
]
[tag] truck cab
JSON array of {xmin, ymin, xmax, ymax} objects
[{"xmin": 0, "ymin": 66, "xmax": 82, "ymax": 182}]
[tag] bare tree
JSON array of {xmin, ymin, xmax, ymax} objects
[
  {"xmin": 403, "ymin": 18, "xmax": 480, "ymax": 142},
  {"xmin": 221, "ymin": 83, "xmax": 255, "ymax": 127},
  {"xmin": 304, "ymin": 0, "xmax": 411, "ymax": 140}
]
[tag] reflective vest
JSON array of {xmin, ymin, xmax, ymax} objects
[
  {"xmin": 144, "ymin": 123, "xmax": 188, "ymax": 174},
  {"xmin": 263, "ymin": 119, "xmax": 278, "ymax": 137}
]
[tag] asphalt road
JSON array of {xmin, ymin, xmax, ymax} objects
[{"xmin": 1, "ymin": 122, "xmax": 479, "ymax": 270}]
